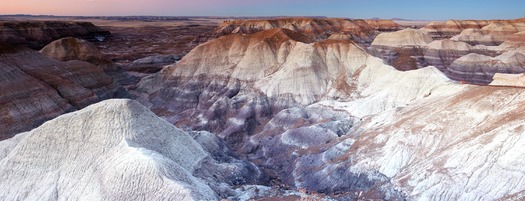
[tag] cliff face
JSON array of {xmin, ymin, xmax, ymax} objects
[
  {"xmin": 0, "ymin": 21, "xmax": 110, "ymax": 49},
  {"xmin": 0, "ymin": 45, "xmax": 127, "ymax": 140}
]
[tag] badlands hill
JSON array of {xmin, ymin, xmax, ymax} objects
[
  {"xmin": 0, "ymin": 99, "xmax": 260, "ymax": 200},
  {"xmin": 40, "ymin": 37, "xmax": 115, "ymax": 70},
  {"xmin": 451, "ymin": 21, "xmax": 525, "ymax": 45},
  {"xmin": 0, "ymin": 44, "xmax": 128, "ymax": 140},
  {"xmin": 370, "ymin": 18, "xmax": 525, "ymax": 84},
  {"xmin": 371, "ymin": 28, "xmax": 433, "ymax": 47}
]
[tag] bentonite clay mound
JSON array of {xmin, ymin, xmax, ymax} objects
[
  {"xmin": 423, "ymin": 39, "xmax": 473, "ymax": 70},
  {"xmin": 40, "ymin": 37, "xmax": 115, "ymax": 70},
  {"xmin": 446, "ymin": 51, "xmax": 525, "ymax": 84},
  {"xmin": 0, "ymin": 99, "xmax": 262, "ymax": 200},
  {"xmin": 372, "ymin": 28, "xmax": 433, "ymax": 47},
  {"xmin": 370, "ymin": 29, "xmax": 433, "ymax": 71}
]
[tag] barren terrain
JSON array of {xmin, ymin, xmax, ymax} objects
[{"xmin": 1, "ymin": 15, "xmax": 525, "ymax": 200}]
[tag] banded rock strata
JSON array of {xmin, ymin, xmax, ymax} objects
[
  {"xmin": 421, "ymin": 20, "xmax": 491, "ymax": 40},
  {"xmin": 451, "ymin": 21, "xmax": 525, "ymax": 46},
  {"xmin": 0, "ymin": 45, "xmax": 127, "ymax": 140},
  {"xmin": 446, "ymin": 51, "xmax": 525, "ymax": 84},
  {"xmin": 371, "ymin": 28, "xmax": 433, "ymax": 71}
]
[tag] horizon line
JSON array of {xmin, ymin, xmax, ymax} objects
[{"xmin": 3, "ymin": 14, "xmax": 525, "ymax": 21}]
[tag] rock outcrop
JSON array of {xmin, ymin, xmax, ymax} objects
[
  {"xmin": 364, "ymin": 19, "xmax": 403, "ymax": 32},
  {"xmin": 423, "ymin": 39, "xmax": 474, "ymax": 70},
  {"xmin": 371, "ymin": 29, "xmax": 433, "ymax": 70},
  {"xmin": 0, "ymin": 21, "xmax": 110, "ymax": 49},
  {"xmin": 215, "ymin": 18, "xmax": 378, "ymax": 43},
  {"xmin": 372, "ymin": 28, "xmax": 433, "ymax": 47},
  {"xmin": 490, "ymin": 72, "xmax": 525, "ymax": 87},
  {"xmin": 446, "ymin": 51, "xmax": 525, "ymax": 84},
  {"xmin": 40, "ymin": 37, "xmax": 115, "ymax": 70},
  {"xmin": 500, "ymin": 31, "xmax": 525, "ymax": 51},
  {"xmin": 421, "ymin": 20, "xmax": 491, "ymax": 39},
  {"xmin": 0, "ymin": 99, "xmax": 261, "ymax": 200},
  {"xmin": 451, "ymin": 21, "xmax": 525, "ymax": 46},
  {"xmin": 0, "ymin": 45, "xmax": 127, "ymax": 140},
  {"xmin": 126, "ymin": 54, "xmax": 181, "ymax": 73}
]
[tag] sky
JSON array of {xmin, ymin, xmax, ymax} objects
[{"xmin": 0, "ymin": 0, "xmax": 524, "ymax": 20}]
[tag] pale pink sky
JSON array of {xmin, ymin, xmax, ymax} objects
[
  {"xmin": 1, "ymin": 0, "xmax": 523, "ymax": 20},
  {"xmin": 0, "ymin": 0, "xmax": 304, "ymax": 16}
]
